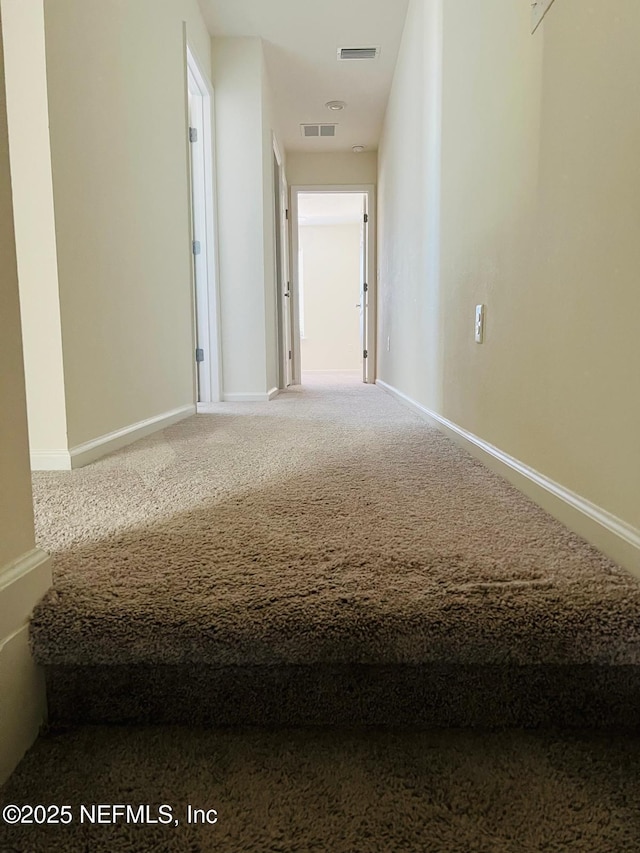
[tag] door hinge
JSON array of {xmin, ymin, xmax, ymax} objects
[
  {"xmin": 364, "ymin": 213, "xmax": 369, "ymax": 224},
  {"xmin": 192, "ymin": 240, "xmax": 201, "ymax": 256},
  {"xmin": 189, "ymin": 127, "xmax": 198, "ymax": 143},
  {"xmin": 363, "ymin": 282, "xmax": 369, "ymax": 293},
  {"xmin": 196, "ymin": 348, "xmax": 205, "ymax": 363},
  {"xmin": 363, "ymin": 349, "xmax": 368, "ymax": 359},
  {"xmin": 289, "ymin": 350, "xmax": 292, "ymax": 360},
  {"xmin": 285, "ymin": 209, "xmax": 289, "ymax": 220}
]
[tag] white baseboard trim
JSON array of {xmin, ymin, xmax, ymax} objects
[
  {"xmin": 30, "ymin": 450, "xmax": 72, "ymax": 471},
  {"xmin": 222, "ymin": 392, "xmax": 273, "ymax": 403},
  {"xmin": 0, "ymin": 548, "xmax": 52, "ymax": 784},
  {"xmin": 0, "ymin": 547, "xmax": 51, "ymax": 594},
  {"xmin": 197, "ymin": 392, "xmax": 279, "ymax": 411},
  {"xmin": 69, "ymin": 404, "xmax": 196, "ymax": 468},
  {"xmin": 377, "ymin": 379, "xmax": 640, "ymax": 577}
]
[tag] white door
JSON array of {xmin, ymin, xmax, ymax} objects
[
  {"xmin": 188, "ymin": 71, "xmax": 210, "ymax": 403},
  {"xmin": 360, "ymin": 194, "xmax": 370, "ymax": 383},
  {"xmin": 186, "ymin": 46, "xmax": 223, "ymax": 405},
  {"xmin": 273, "ymin": 152, "xmax": 293, "ymax": 388},
  {"xmin": 280, "ymin": 166, "xmax": 293, "ymax": 387}
]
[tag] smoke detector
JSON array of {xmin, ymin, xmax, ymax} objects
[
  {"xmin": 325, "ymin": 100, "xmax": 347, "ymax": 111},
  {"xmin": 338, "ymin": 47, "xmax": 380, "ymax": 61},
  {"xmin": 352, "ymin": 145, "xmax": 366, "ymax": 154}
]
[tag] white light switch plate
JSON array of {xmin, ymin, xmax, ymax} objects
[
  {"xmin": 531, "ymin": 0, "xmax": 556, "ymax": 33},
  {"xmin": 475, "ymin": 305, "xmax": 485, "ymax": 344}
]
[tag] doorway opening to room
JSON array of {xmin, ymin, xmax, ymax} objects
[
  {"xmin": 187, "ymin": 45, "xmax": 222, "ymax": 406},
  {"xmin": 290, "ymin": 186, "xmax": 376, "ymax": 385}
]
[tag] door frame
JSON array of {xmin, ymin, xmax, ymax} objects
[
  {"xmin": 272, "ymin": 135, "xmax": 292, "ymax": 390},
  {"xmin": 186, "ymin": 42, "xmax": 223, "ymax": 405},
  {"xmin": 290, "ymin": 184, "xmax": 377, "ymax": 385}
]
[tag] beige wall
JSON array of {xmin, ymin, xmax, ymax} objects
[
  {"xmin": 377, "ymin": 0, "xmax": 444, "ymax": 409},
  {"xmin": 214, "ymin": 37, "xmax": 268, "ymax": 397},
  {"xmin": 288, "ymin": 152, "xmax": 378, "ymax": 187},
  {"xmin": 41, "ymin": 0, "xmax": 211, "ymax": 447},
  {"xmin": 300, "ymin": 224, "xmax": 362, "ymax": 371},
  {"xmin": 213, "ymin": 37, "xmax": 286, "ymax": 398},
  {"xmin": 0, "ymin": 17, "xmax": 50, "ymax": 783},
  {"xmin": 522, "ymin": 0, "xmax": 640, "ymax": 529},
  {"xmin": 1, "ymin": 0, "xmax": 67, "ymax": 457},
  {"xmin": 262, "ymin": 55, "xmax": 285, "ymax": 393},
  {"xmin": 438, "ymin": 0, "xmax": 544, "ymax": 459},
  {"xmin": 0, "ymin": 25, "xmax": 35, "ymax": 568},
  {"xmin": 378, "ymin": 0, "xmax": 640, "ymax": 552}
]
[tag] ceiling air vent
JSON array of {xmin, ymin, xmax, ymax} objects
[
  {"xmin": 338, "ymin": 47, "xmax": 379, "ymax": 61},
  {"xmin": 301, "ymin": 124, "xmax": 337, "ymax": 138}
]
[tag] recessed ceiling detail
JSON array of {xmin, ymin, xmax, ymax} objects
[
  {"xmin": 338, "ymin": 47, "xmax": 380, "ymax": 61},
  {"xmin": 301, "ymin": 124, "xmax": 337, "ymax": 138}
]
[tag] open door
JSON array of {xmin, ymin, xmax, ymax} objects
[
  {"xmin": 273, "ymin": 147, "xmax": 293, "ymax": 389},
  {"xmin": 188, "ymin": 70, "xmax": 210, "ymax": 403},
  {"xmin": 186, "ymin": 45, "xmax": 222, "ymax": 405},
  {"xmin": 360, "ymin": 195, "xmax": 371, "ymax": 383},
  {"xmin": 291, "ymin": 185, "xmax": 375, "ymax": 386},
  {"xmin": 280, "ymin": 166, "xmax": 293, "ymax": 388}
]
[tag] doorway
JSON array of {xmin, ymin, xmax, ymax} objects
[
  {"xmin": 290, "ymin": 186, "xmax": 376, "ymax": 385},
  {"xmin": 187, "ymin": 46, "xmax": 222, "ymax": 405}
]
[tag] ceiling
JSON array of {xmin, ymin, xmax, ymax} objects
[
  {"xmin": 199, "ymin": 0, "xmax": 410, "ymax": 153},
  {"xmin": 298, "ymin": 192, "xmax": 366, "ymax": 225}
]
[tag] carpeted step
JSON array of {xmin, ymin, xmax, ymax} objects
[
  {"xmin": 28, "ymin": 379, "xmax": 640, "ymax": 730},
  {"xmin": 2, "ymin": 726, "xmax": 640, "ymax": 852},
  {"xmin": 31, "ymin": 527, "xmax": 640, "ymax": 728},
  {"xmin": 43, "ymin": 662, "xmax": 640, "ymax": 729}
]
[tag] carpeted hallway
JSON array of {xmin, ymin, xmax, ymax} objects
[
  {"xmin": 27, "ymin": 373, "xmax": 640, "ymax": 726},
  {"xmin": 2, "ymin": 373, "xmax": 640, "ymax": 851}
]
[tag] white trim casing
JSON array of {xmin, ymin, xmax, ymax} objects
[
  {"xmin": 30, "ymin": 450, "xmax": 72, "ymax": 471},
  {"xmin": 377, "ymin": 379, "xmax": 640, "ymax": 578},
  {"xmin": 290, "ymin": 184, "xmax": 377, "ymax": 387},
  {"xmin": 0, "ymin": 548, "xmax": 52, "ymax": 784}
]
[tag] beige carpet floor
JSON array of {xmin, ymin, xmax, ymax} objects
[
  {"xmin": 5, "ymin": 374, "xmax": 640, "ymax": 850},
  {"xmin": 2, "ymin": 726, "xmax": 640, "ymax": 852},
  {"xmin": 27, "ymin": 373, "xmax": 640, "ymax": 726},
  {"xmin": 30, "ymin": 374, "xmax": 640, "ymax": 664}
]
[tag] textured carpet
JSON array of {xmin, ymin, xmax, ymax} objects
[
  {"xmin": 28, "ymin": 373, "xmax": 640, "ymax": 726},
  {"xmin": 2, "ymin": 726, "xmax": 640, "ymax": 852}
]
